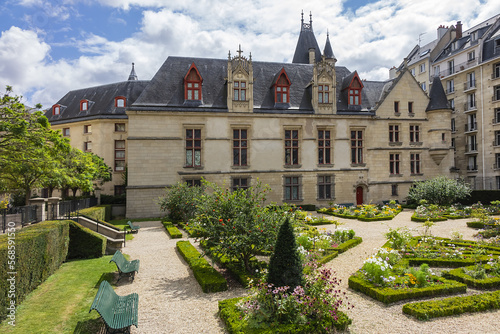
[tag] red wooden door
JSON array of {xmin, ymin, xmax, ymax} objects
[{"xmin": 356, "ymin": 186, "xmax": 363, "ymax": 205}]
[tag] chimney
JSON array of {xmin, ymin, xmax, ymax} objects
[
  {"xmin": 389, "ymin": 67, "xmax": 397, "ymax": 80},
  {"xmin": 309, "ymin": 48, "xmax": 316, "ymax": 64},
  {"xmin": 437, "ymin": 25, "xmax": 447, "ymax": 40},
  {"xmin": 456, "ymin": 21, "xmax": 462, "ymax": 39}
]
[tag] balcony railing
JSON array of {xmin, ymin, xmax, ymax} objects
[
  {"xmin": 465, "ymin": 143, "xmax": 478, "ymax": 153},
  {"xmin": 465, "ymin": 122, "xmax": 477, "ymax": 132},
  {"xmin": 434, "ymin": 59, "xmax": 479, "ymax": 78},
  {"xmin": 467, "ymin": 165, "xmax": 478, "ymax": 171},
  {"xmin": 464, "ymin": 80, "xmax": 476, "ymax": 91},
  {"xmin": 446, "ymin": 87, "xmax": 455, "ymax": 94},
  {"xmin": 464, "ymin": 101, "xmax": 477, "ymax": 112}
]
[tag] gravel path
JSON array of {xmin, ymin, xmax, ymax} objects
[{"xmin": 114, "ymin": 211, "xmax": 500, "ymax": 334}]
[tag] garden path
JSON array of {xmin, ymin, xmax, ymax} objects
[{"xmin": 114, "ymin": 211, "xmax": 500, "ymax": 334}]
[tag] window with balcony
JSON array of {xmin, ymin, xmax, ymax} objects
[
  {"xmin": 433, "ymin": 65, "xmax": 440, "ymax": 76},
  {"xmin": 449, "ymin": 98, "xmax": 455, "ymax": 111},
  {"xmin": 466, "ymin": 72, "xmax": 476, "ymax": 90},
  {"xmin": 468, "ymin": 135, "xmax": 477, "ymax": 152},
  {"xmin": 495, "ymin": 153, "xmax": 500, "ymax": 169},
  {"xmin": 467, "ymin": 93, "xmax": 476, "ymax": 110},
  {"xmin": 467, "ymin": 156, "xmax": 477, "ymax": 171},
  {"xmin": 466, "ymin": 114, "xmax": 477, "ymax": 132},
  {"xmin": 495, "ymin": 131, "xmax": 500, "ymax": 146},
  {"xmin": 468, "ymin": 50, "xmax": 475, "ymax": 62},
  {"xmin": 495, "ymin": 108, "xmax": 500, "ymax": 123},
  {"xmin": 446, "ymin": 79, "xmax": 454, "ymax": 94},
  {"xmin": 495, "ymin": 85, "xmax": 500, "ymax": 102},
  {"xmin": 448, "ymin": 60, "xmax": 455, "ymax": 75}
]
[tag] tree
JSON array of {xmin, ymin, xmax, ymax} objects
[
  {"xmin": 0, "ymin": 87, "xmax": 72, "ymax": 203},
  {"xmin": 158, "ymin": 181, "xmax": 204, "ymax": 222},
  {"xmin": 407, "ymin": 176, "xmax": 472, "ymax": 206},
  {"xmin": 190, "ymin": 179, "xmax": 290, "ymax": 273},
  {"xmin": 266, "ymin": 217, "xmax": 304, "ymax": 291}
]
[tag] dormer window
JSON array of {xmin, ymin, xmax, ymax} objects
[
  {"xmin": 233, "ymin": 81, "xmax": 246, "ymax": 101},
  {"xmin": 274, "ymin": 68, "xmax": 291, "ymax": 104},
  {"xmin": 318, "ymin": 85, "xmax": 329, "ymax": 103},
  {"xmin": 80, "ymin": 100, "xmax": 89, "ymax": 112},
  {"xmin": 343, "ymin": 71, "xmax": 364, "ymax": 106},
  {"xmin": 184, "ymin": 63, "xmax": 202, "ymax": 101},
  {"xmin": 52, "ymin": 104, "xmax": 61, "ymax": 115},
  {"xmin": 115, "ymin": 96, "xmax": 126, "ymax": 107}
]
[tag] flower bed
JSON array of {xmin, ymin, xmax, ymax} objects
[
  {"xmin": 442, "ymin": 265, "xmax": 500, "ymax": 289},
  {"xmin": 318, "ymin": 203, "xmax": 402, "ymax": 221}
]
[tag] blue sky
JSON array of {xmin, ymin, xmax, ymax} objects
[{"xmin": 1, "ymin": 0, "xmax": 500, "ymax": 108}]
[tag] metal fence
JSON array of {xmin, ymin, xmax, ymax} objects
[
  {"xmin": 47, "ymin": 197, "xmax": 98, "ymax": 220},
  {"xmin": 1, "ymin": 205, "xmax": 38, "ymax": 233}
]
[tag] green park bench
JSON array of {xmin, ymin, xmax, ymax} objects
[
  {"xmin": 89, "ymin": 280, "xmax": 138, "ymax": 334},
  {"xmin": 127, "ymin": 221, "xmax": 140, "ymax": 233},
  {"xmin": 110, "ymin": 250, "xmax": 140, "ymax": 282}
]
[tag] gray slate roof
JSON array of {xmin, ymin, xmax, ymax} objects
[
  {"xmin": 426, "ymin": 76, "xmax": 450, "ymax": 111},
  {"xmin": 45, "ymin": 80, "xmax": 149, "ymax": 123},
  {"xmin": 131, "ymin": 56, "xmax": 386, "ymax": 114}
]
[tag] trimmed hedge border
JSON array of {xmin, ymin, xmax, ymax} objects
[
  {"xmin": 304, "ymin": 220, "xmax": 332, "ymax": 226},
  {"xmin": 466, "ymin": 221, "xmax": 497, "ymax": 229},
  {"xmin": 67, "ymin": 221, "xmax": 107, "ymax": 259},
  {"xmin": 0, "ymin": 221, "xmax": 70, "ymax": 322},
  {"xmin": 78, "ymin": 205, "xmax": 112, "ymax": 223},
  {"xmin": 162, "ymin": 222, "xmax": 183, "ymax": 239},
  {"xmin": 176, "ymin": 240, "xmax": 227, "ymax": 293},
  {"xmin": 348, "ymin": 274, "xmax": 467, "ymax": 304},
  {"xmin": 218, "ymin": 297, "xmax": 352, "ymax": 334},
  {"xmin": 442, "ymin": 266, "xmax": 500, "ymax": 289},
  {"xmin": 402, "ymin": 290, "xmax": 500, "ymax": 320},
  {"xmin": 411, "ymin": 215, "xmax": 447, "ymax": 222}
]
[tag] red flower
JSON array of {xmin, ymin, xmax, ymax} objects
[
  {"xmin": 222, "ymin": 223, "xmax": 225, "ymax": 226},
  {"xmin": 227, "ymin": 219, "xmax": 230, "ymax": 222},
  {"xmin": 219, "ymin": 219, "xmax": 223, "ymax": 222}
]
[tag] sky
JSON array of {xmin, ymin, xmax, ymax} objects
[{"xmin": 1, "ymin": 0, "xmax": 500, "ymax": 108}]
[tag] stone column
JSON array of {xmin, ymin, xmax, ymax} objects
[
  {"xmin": 47, "ymin": 197, "xmax": 62, "ymax": 220},
  {"xmin": 29, "ymin": 198, "xmax": 47, "ymax": 223}
]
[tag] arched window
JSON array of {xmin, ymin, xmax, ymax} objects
[
  {"xmin": 274, "ymin": 69, "xmax": 291, "ymax": 104},
  {"xmin": 115, "ymin": 96, "xmax": 126, "ymax": 107},
  {"xmin": 52, "ymin": 104, "xmax": 61, "ymax": 115},
  {"xmin": 184, "ymin": 63, "xmax": 203, "ymax": 101},
  {"xmin": 80, "ymin": 100, "xmax": 89, "ymax": 111}
]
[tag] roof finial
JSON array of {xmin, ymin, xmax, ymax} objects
[
  {"xmin": 310, "ymin": 11, "xmax": 312, "ymax": 26},
  {"xmin": 237, "ymin": 44, "xmax": 243, "ymax": 58},
  {"xmin": 128, "ymin": 62, "xmax": 138, "ymax": 81},
  {"xmin": 228, "ymin": 50, "xmax": 231, "ymax": 60},
  {"xmin": 301, "ymin": 10, "xmax": 304, "ymax": 25}
]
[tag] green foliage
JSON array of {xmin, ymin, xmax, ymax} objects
[
  {"xmin": 79, "ymin": 205, "xmax": 112, "ymax": 222},
  {"xmin": 407, "ymin": 176, "xmax": 472, "ymax": 206},
  {"xmin": 266, "ymin": 218, "xmax": 303, "ymax": 291},
  {"xmin": 402, "ymin": 290, "xmax": 500, "ymax": 320},
  {"xmin": 443, "ymin": 265, "xmax": 500, "ymax": 289},
  {"xmin": 384, "ymin": 227, "xmax": 412, "ymax": 250},
  {"xmin": 158, "ymin": 182, "xmax": 204, "ymax": 222},
  {"xmin": 191, "ymin": 179, "xmax": 288, "ymax": 273},
  {"xmin": 0, "ymin": 221, "xmax": 70, "ymax": 322},
  {"xmin": 176, "ymin": 240, "xmax": 227, "ymax": 293},
  {"xmin": 100, "ymin": 194, "xmax": 126, "ymax": 205},
  {"xmin": 162, "ymin": 222, "xmax": 183, "ymax": 239},
  {"xmin": 348, "ymin": 274, "xmax": 466, "ymax": 304},
  {"xmin": 67, "ymin": 221, "xmax": 107, "ymax": 259}
]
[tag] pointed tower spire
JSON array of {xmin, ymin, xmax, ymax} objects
[
  {"xmin": 292, "ymin": 11, "xmax": 321, "ymax": 64},
  {"xmin": 426, "ymin": 76, "xmax": 450, "ymax": 111},
  {"xmin": 128, "ymin": 62, "xmax": 138, "ymax": 81},
  {"xmin": 323, "ymin": 30, "xmax": 336, "ymax": 60}
]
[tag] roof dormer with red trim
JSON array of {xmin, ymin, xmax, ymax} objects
[
  {"xmin": 80, "ymin": 99, "xmax": 90, "ymax": 112},
  {"xmin": 342, "ymin": 71, "xmax": 364, "ymax": 107},
  {"xmin": 184, "ymin": 63, "xmax": 203, "ymax": 104},
  {"xmin": 272, "ymin": 68, "xmax": 291, "ymax": 106},
  {"xmin": 115, "ymin": 96, "xmax": 126, "ymax": 108},
  {"xmin": 52, "ymin": 104, "xmax": 61, "ymax": 115}
]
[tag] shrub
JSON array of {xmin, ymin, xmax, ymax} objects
[
  {"xmin": 403, "ymin": 290, "xmax": 500, "ymax": 320},
  {"xmin": 407, "ymin": 176, "xmax": 472, "ymax": 206},
  {"xmin": 162, "ymin": 222, "xmax": 183, "ymax": 239},
  {"xmin": 67, "ymin": 221, "xmax": 107, "ymax": 259},
  {"xmin": 385, "ymin": 227, "xmax": 412, "ymax": 250},
  {"xmin": 158, "ymin": 182, "xmax": 204, "ymax": 222},
  {"xmin": 176, "ymin": 240, "xmax": 227, "ymax": 293},
  {"xmin": 267, "ymin": 218, "xmax": 303, "ymax": 291},
  {"xmin": 0, "ymin": 221, "xmax": 69, "ymax": 322},
  {"xmin": 79, "ymin": 205, "xmax": 112, "ymax": 222}
]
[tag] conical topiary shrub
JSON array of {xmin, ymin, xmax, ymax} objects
[{"xmin": 266, "ymin": 217, "xmax": 303, "ymax": 291}]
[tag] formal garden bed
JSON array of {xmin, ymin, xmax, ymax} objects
[
  {"xmin": 317, "ymin": 202, "xmax": 402, "ymax": 221},
  {"xmin": 348, "ymin": 220, "xmax": 500, "ymax": 320}
]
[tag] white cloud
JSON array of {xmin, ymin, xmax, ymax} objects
[{"xmin": 2, "ymin": 0, "xmax": 500, "ymax": 108}]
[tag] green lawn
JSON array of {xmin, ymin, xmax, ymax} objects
[{"xmin": 0, "ymin": 256, "xmax": 117, "ymax": 334}]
